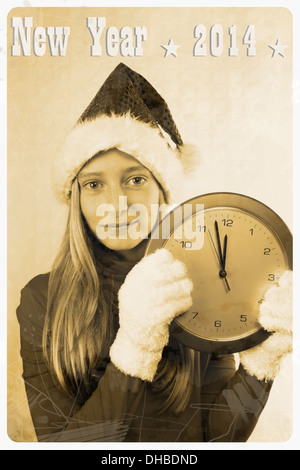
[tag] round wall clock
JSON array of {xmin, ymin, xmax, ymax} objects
[{"xmin": 146, "ymin": 192, "xmax": 293, "ymax": 354}]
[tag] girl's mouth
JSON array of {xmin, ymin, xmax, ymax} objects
[{"xmin": 106, "ymin": 219, "xmax": 140, "ymax": 228}]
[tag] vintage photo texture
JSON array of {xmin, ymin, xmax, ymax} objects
[{"xmin": 6, "ymin": 6, "xmax": 293, "ymax": 443}]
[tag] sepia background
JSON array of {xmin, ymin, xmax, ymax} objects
[{"xmin": 7, "ymin": 7, "xmax": 293, "ymax": 443}]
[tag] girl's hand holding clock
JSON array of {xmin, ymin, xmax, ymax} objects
[
  {"xmin": 110, "ymin": 248, "xmax": 293, "ymax": 383},
  {"xmin": 110, "ymin": 248, "xmax": 193, "ymax": 381},
  {"xmin": 240, "ymin": 270, "xmax": 293, "ymax": 381}
]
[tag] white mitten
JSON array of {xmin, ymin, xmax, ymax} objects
[
  {"xmin": 109, "ymin": 248, "xmax": 193, "ymax": 381},
  {"xmin": 240, "ymin": 270, "xmax": 293, "ymax": 381}
]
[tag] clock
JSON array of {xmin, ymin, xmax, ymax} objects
[{"xmin": 146, "ymin": 192, "xmax": 293, "ymax": 354}]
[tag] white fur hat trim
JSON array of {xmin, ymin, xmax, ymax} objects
[{"xmin": 53, "ymin": 113, "xmax": 189, "ymax": 204}]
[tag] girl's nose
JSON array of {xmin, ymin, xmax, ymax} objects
[{"xmin": 105, "ymin": 185, "xmax": 128, "ymax": 219}]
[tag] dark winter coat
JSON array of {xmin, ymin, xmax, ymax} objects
[{"xmin": 16, "ymin": 270, "xmax": 272, "ymax": 443}]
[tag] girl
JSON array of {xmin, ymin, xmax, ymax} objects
[{"xmin": 16, "ymin": 63, "xmax": 293, "ymax": 442}]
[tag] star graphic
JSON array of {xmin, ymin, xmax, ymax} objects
[
  {"xmin": 161, "ymin": 39, "xmax": 181, "ymax": 58},
  {"xmin": 268, "ymin": 39, "xmax": 288, "ymax": 57}
]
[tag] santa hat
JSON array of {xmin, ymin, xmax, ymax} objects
[{"xmin": 54, "ymin": 62, "xmax": 200, "ymax": 204}]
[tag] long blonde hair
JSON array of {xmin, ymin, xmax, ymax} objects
[{"xmin": 43, "ymin": 178, "xmax": 196, "ymax": 412}]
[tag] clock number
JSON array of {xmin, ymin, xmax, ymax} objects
[
  {"xmin": 249, "ymin": 228, "xmax": 254, "ymax": 236},
  {"xmin": 264, "ymin": 248, "xmax": 271, "ymax": 255},
  {"xmin": 240, "ymin": 314, "xmax": 247, "ymax": 322},
  {"xmin": 214, "ymin": 320, "xmax": 222, "ymax": 327},
  {"xmin": 268, "ymin": 274, "xmax": 275, "ymax": 281},
  {"xmin": 222, "ymin": 219, "xmax": 233, "ymax": 227},
  {"xmin": 180, "ymin": 241, "xmax": 193, "ymax": 249},
  {"xmin": 197, "ymin": 225, "xmax": 206, "ymax": 232},
  {"xmin": 192, "ymin": 312, "xmax": 199, "ymax": 319}
]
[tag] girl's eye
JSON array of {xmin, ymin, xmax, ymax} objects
[
  {"xmin": 127, "ymin": 176, "xmax": 147, "ymax": 186},
  {"xmin": 84, "ymin": 181, "xmax": 102, "ymax": 190}
]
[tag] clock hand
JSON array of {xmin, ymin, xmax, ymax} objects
[
  {"xmin": 211, "ymin": 222, "xmax": 231, "ymax": 292},
  {"xmin": 222, "ymin": 234, "xmax": 228, "ymax": 270},
  {"xmin": 221, "ymin": 234, "xmax": 230, "ymax": 291},
  {"xmin": 214, "ymin": 221, "xmax": 223, "ymax": 268},
  {"xmin": 208, "ymin": 228, "xmax": 222, "ymax": 265}
]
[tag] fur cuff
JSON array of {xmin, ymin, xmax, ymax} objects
[
  {"xmin": 239, "ymin": 332, "xmax": 292, "ymax": 381},
  {"xmin": 109, "ymin": 328, "xmax": 162, "ymax": 382}
]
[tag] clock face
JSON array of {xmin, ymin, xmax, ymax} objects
[{"xmin": 146, "ymin": 193, "xmax": 292, "ymax": 353}]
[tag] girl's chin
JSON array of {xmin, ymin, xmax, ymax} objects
[{"xmin": 97, "ymin": 237, "xmax": 147, "ymax": 252}]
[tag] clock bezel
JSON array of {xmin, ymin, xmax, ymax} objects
[{"xmin": 146, "ymin": 192, "xmax": 293, "ymax": 354}]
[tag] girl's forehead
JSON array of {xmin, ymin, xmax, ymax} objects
[{"xmin": 79, "ymin": 148, "xmax": 150, "ymax": 175}]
